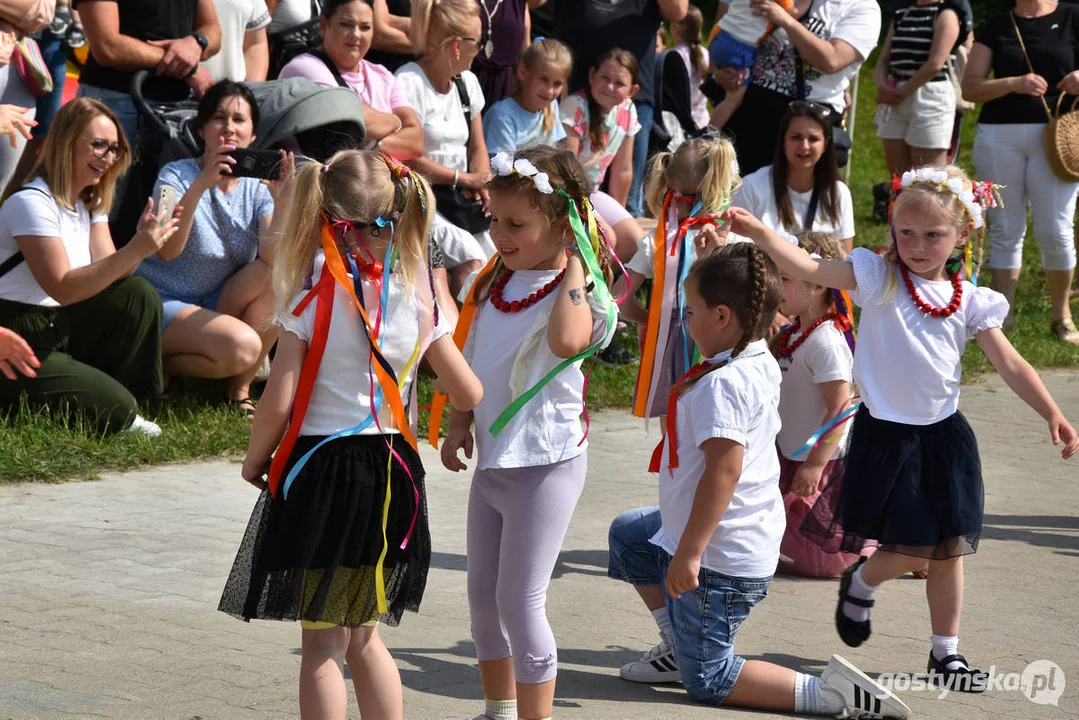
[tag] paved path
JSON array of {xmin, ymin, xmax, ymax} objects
[{"xmin": 2, "ymin": 372, "xmax": 1078, "ymax": 719}]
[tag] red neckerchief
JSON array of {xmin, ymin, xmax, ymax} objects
[{"xmin": 648, "ymin": 359, "xmax": 720, "ymax": 474}]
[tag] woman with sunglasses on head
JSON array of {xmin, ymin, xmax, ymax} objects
[
  {"xmin": 730, "ymin": 102, "xmax": 855, "ymax": 255},
  {"xmin": 0, "ymin": 97, "xmax": 179, "ymax": 436}
]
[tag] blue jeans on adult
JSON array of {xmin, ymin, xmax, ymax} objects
[
  {"xmin": 607, "ymin": 507, "xmax": 772, "ymax": 705},
  {"xmin": 33, "ymin": 30, "xmax": 68, "ymax": 139},
  {"xmin": 628, "ymin": 101, "xmax": 654, "ymax": 218}
]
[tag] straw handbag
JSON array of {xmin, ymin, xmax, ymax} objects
[{"xmin": 1012, "ymin": 12, "xmax": 1079, "ymax": 182}]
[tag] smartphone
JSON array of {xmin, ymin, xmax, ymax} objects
[
  {"xmin": 156, "ymin": 185, "xmax": 178, "ymax": 228},
  {"xmin": 227, "ymin": 148, "xmax": 281, "ymax": 181}
]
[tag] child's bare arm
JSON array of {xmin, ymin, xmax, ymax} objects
[
  {"xmin": 977, "ymin": 327, "xmax": 1079, "ymax": 459},
  {"xmin": 790, "ymin": 0, "xmax": 811, "ymax": 20},
  {"xmin": 441, "ymin": 408, "xmax": 476, "ymax": 472},
  {"xmin": 242, "ymin": 330, "xmax": 307, "ymax": 487},
  {"xmin": 667, "ymin": 437, "xmax": 742, "ymax": 599},
  {"xmin": 547, "ymin": 254, "xmax": 595, "ymax": 358},
  {"xmin": 608, "ymin": 136, "xmax": 635, "ymax": 207},
  {"xmin": 791, "ymin": 380, "xmax": 850, "ymax": 496},
  {"xmin": 426, "ymin": 334, "xmax": 484, "ymax": 411}
]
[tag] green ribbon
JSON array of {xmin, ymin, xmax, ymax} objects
[{"xmin": 487, "ymin": 193, "xmax": 617, "ymax": 436}]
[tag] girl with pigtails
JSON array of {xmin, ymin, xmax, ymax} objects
[
  {"xmin": 620, "ymin": 132, "xmax": 741, "ymax": 420},
  {"xmin": 610, "ymin": 242, "xmax": 912, "ymax": 719},
  {"xmin": 730, "ymin": 164, "xmax": 1078, "ymax": 693},
  {"xmin": 218, "ymin": 150, "xmax": 482, "ymax": 720},
  {"xmin": 431, "ymin": 146, "xmax": 617, "ymax": 720}
]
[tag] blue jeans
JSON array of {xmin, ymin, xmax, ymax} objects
[
  {"xmin": 628, "ymin": 101, "xmax": 654, "ymax": 217},
  {"xmin": 33, "ymin": 31, "xmax": 68, "ymax": 139},
  {"xmin": 607, "ymin": 507, "xmax": 772, "ymax": 705}
]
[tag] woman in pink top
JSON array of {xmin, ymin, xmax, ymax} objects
[{"xmin": 280, "ymin": 0, "xmax": 423, "ymax": 159}]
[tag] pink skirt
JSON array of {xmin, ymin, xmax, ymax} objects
[{"xmin": 777, "ymin": 454, "xmax": 873, "ymax": 579}]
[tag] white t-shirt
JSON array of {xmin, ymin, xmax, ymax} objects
[
  {"xmin": 777, "ymin": 321, "xmax": 853, "ymax": 459},
  {"xmin": 278, "ymin": 270, "xmax": 450, "ymax": 436},
  {"xmin": 0, "ymin": 179, "xmax": 109, "ymax": 307},
  {"xmin": 847, "ymin": 248, "xmax": 1009, "ymax": 425},
  {"xmin": 751, "ymin": 0, "xmax": 881, "ymax": 110},
  {"xmin": 720, "ymin": 1, "xmax": 772, "ymax": 46},
  {"xmin": 203, "ymin": 0, "xmax": 271, "ymax": 82},
  {"xmin": 268, "ymin": 0, "xmax": 313, "ymax": 33},
  {"xmin": 731, "ymin": 166, "xmax": 855, "ymax": 242},
  {"xmin": 468, "ymin": 269, "xmax": 611, "ymax": 470},
  {"xmin": 650, "ymin": 341, "xmax": 786, "ymax": 579},
  {"xmin": 394, "ymin": 63, "xmax": 485, "ymax": 173}
]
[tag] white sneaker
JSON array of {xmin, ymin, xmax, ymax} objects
[
  {"xmin": 821, "ymin": 655, "xmax": 911, "ymax": 719},
  {"xmin": 619, "ymin": 639, "xmax": 681, "ymax": 683},
  {"xmin": 125, "ymin": 414, "xmax": 161, "ymax": 437}
]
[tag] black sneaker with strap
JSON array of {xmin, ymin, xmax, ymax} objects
[{"xmin": 927, "ymin": 652, "xmax": 989, "ymax": 693}]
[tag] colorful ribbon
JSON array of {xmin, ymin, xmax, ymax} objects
[{"xmin": 789, "ymin": 400, "xmax": 862, "ymax": 460}]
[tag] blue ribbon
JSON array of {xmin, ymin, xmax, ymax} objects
[{"xmin": 789, "ymin": 402, "xmax": 861, "ymax": 460}]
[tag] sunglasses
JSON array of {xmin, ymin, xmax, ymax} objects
[
  {"xmin": 788, "ymin": 100, "xmax": 833, "ymax": 118},
  {"xmin": 82, "ymin": 137, "xmax": 126, "ymax": 160}
]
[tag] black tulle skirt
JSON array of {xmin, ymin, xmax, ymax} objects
[
  {"xmin": 218, "ymin": 434, "xmax": 431, "ymax": 627},
  {"xmin": 801, "ymin": 406, "xmax": 984, "ymax": 560}
]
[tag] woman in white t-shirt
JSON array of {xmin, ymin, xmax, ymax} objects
[
  {"xmin": 396, "ymin": 0, "xmax": 493, "ymax": 300},
  {"xmin": 0, "ymin": 98, "xmax": 179, "ymax": 436},
  {"xmin": 731, "ymin": 103, "xmax": 855, "ymax": 254},
  {"xmin": 719, "ymin": 0, "xmax": 882, "ymax": 175}
]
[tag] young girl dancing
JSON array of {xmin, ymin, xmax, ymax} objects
[
  {"xmin": 610, "ymin": 243, "xmax": 911, "ymax": 718},
  {"xmin": 434, "ymin": 146, "xmax": 616, "ymax": 720},
  {"xmin": 773, "ymin": 231, "xmax": 865, "ymax": 579},
  {"xmin": 218, "ymin": 150, "xmax": 483, "ymax": 720},
  {"xmin": 727, "ymin": 165, "xmax": 1079, "ymax": 690},
  {"xmin": 484, "ymin": 38, "xmax": 573, "ymax": 156},
  {"xmin": 624, "ymin": 132, "xmax": 739, "ymax": 419}
]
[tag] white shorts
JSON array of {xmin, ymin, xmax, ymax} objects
[
  {"xmin": 874, "ymin": 80, "xmax": 956, "ymax": 150},
  {"xmin": 430, "ymin": 212, "xmax": 494, "ymax": 269}
]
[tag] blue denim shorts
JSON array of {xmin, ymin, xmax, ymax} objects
[
  {"xmin": 608, "ymin": 507, "xmax": 772, "ymax": 705},
  {"xmin": 709, "ymin": 29, "xmax": 759, "ymax": 74},
  {"xmin": 159, "ymin": 289, "xmax": 223, "ymax": 331}
]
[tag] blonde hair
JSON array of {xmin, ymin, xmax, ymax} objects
[
  {"xmin": 410, "ymin": 0, "xmax": 480, "ymax": 57},
  {"xmin": 273, "ymin": 150, "xmax": 434, "ymax": 318},
  {"xmin": 5, "ymin": 97, "xmax": 131, "ymax": 213},
  {"xmin": 644, "ymin": 134, "xmax": 741, "ymax": 217},
  {"xmin": 794, "ymin": 230, "xmax": 844, "ymax": 311},
  {"xmin": 884, "ymin": 164, "xmax": 981, "ymax": 296},
  {"xmin": 510, "ymin": 38, "xmax": 573, "ymax": 135}
]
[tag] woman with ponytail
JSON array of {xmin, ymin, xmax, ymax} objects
[{"xmin": 218, "ymin": 149, "xmax": 482, "ymax": 720}]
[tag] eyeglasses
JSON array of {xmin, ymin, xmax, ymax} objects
[
  {"xmin": 81, "ymin": 137, "xmax": 126, "ymax": 160},
  {"xmin": 788, "ymin": 100, "xmax": 833, "ymax": 118}
]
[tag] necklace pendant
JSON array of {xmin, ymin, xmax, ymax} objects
[{"xmin": 485, "ymin": 39, "xmax": 494, "ymax": 58}]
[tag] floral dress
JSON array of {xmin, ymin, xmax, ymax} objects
[{"xmin": 559, "ymin": 90, "xmax": 641, "ymax": 187}]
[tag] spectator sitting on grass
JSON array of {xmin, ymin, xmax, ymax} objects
[{"xmin": 0, "ymin": 98, "xmax": 179, "ymax": 436}]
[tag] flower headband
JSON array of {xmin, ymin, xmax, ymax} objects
[
  {"xmin": 891, "ymin": 168, "xmax": 1002, "ymax": 229},
  {"xmin": 491, "ymin": 151, "xmax": 554, "ymax": 194}
]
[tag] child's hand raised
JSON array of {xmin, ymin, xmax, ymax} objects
[
  {"xmin": 665, "ymin": 549, "xmax": 701, "ymax": 600},
  {"xmin": 1050, "ymin": 414, "xmax": 1079, "ymax": 460},
  {"xmin": 441, "ymin": 424, "xmax": 475, "ymax": 472},
  {"xmin": 719, "ymin": 206, "xmax": 767, "ymax": 241},
  {"xmin": 694, "ymin": 222, "xmax": 728, "ymax": 257}
]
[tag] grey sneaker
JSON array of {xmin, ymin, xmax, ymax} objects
[{"xmin": 619, "ymin": 639, "xmax": 680, "ymax": 683}]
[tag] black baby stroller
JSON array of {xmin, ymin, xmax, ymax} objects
[
  {"xmin": 113, "ymin": 71, "xmax": 367, "ymax": 245},
  {"xmin": 649, "ymin": 49, "xmax": 703, "ymax": 156}
]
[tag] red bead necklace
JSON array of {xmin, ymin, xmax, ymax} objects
[
  {"xmin": 489, "ymin": 268, "xmax": 566, "ymax": 313},
  {"xmin": 775, "ymin": 313, "xmax": 847, "ymax": 359},
  {"xmin": 899, "ymin": 262, "xmax": 963, "ymax": 318}
]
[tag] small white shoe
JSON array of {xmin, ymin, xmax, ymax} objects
[
  {"xmin": 822, "ymin": 654, "xmax": 911, "ymax": 719},
  {"xmin": 619, "ymin": 639, "xmax": 681, "ymax": 683},
  {"xmin": 125, "ymin": 414, "xmax": 162, "ymax": 437}
]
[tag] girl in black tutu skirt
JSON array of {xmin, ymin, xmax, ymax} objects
[
  {"xmin": 724, "ymin": 165, "xmax": 1078, "ymax": 692},
  {"xmin": 218, "ymin": 150, "xmax": 482, "ymax": 719}
]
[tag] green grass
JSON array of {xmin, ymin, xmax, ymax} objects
[{"xmin": 4, "ymin": 53, "xmax": 1077, "ymax": 483}]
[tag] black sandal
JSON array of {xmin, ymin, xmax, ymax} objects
[
  {"xmin": 927, "ymin": 652, "xmax": 988, "ymax": 693},
  {"xmin": 835, "ymin": 557, "xmax": 873, "ymax": 647},
  {"xmin": 230, "ymin": 397, "xmax": 257, "ymax": 420}
]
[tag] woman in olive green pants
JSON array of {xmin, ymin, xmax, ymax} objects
[{"xmin": 0, "ymin": 98, "xmax": 179, "ymax": 435}]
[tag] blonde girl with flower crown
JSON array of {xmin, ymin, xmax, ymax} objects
[
  {"xmin": 725, "ymin": 164, "xmax": 1079, "ymax": 693},
  {"xmin": 433, "ymin": 145, "xmax": 616, "ymax": 720}
]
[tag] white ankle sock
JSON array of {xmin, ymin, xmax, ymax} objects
[
  {"xmin": 931, "ymin": 634, "xmax": 967, "ymax": 670},
  {"xmin": 480, "ymin": 698, "xmax": 517, "ymax": 720},
  {"xmin": 843, "ymin": 566, "xmax": 877, "ymax": 623},
  {"xmin": 651, "ymin": 607, "xmax": 673, "ymax": 645},
  {"xmin": 793, "ymin": 672, "xmax": 844, "ymax": 715}
]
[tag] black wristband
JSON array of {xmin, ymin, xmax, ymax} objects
[{"xmin": 185, "ymin": 64, "xmax": 199, "ymax": 79}]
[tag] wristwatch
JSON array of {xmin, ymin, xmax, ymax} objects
[{"xmin": 192, "ymin": 32, "xmax": 209, "ymax": 53}]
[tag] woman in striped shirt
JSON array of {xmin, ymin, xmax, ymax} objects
[{"xmin": 874, "ymin": 0, "xmax": 968, "ymax": 174}]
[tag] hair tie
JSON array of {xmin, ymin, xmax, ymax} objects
[
  {"xmin": 320, "ymin": 164, "xmax": 330, "ymax": 175},
  {"xmin": 533, "ymin": 36, "xmax": 545, "ymax": 42}
]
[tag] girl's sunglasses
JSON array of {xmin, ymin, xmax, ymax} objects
[{"xmin": 788, "ymin": 100, "xmax": 833, "ymax": 118}]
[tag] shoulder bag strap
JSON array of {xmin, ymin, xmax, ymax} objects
[
  {"xmin": 803, "ymin": 185, "xmax": 821, "ymax": 231},
  {"xmin": 0, "ymin": 186, "xmax": 56, "ymax": 281},
  {"xmin": 453, "ymin": 74, "xmax": 473, "ymax": 145},
  {"xmin": 313, "ymin": 49, "xmax": 349, "ymax": 89},
  {"xmin": 1010, "ymin": 10, "xmax": 1054, "ymax": 121}
]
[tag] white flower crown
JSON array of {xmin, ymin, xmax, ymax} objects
[
  {"xmin": 899, "ymin": 168, "xmax": 985, "ymax": 229},
  {"xmin": 491, "ymin": 151, "xmax": 554, "ymax": 194}
]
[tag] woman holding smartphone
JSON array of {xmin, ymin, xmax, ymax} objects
[{"xmin": 136, "ymin": 80, "xmax": 295, "ymax": 417}]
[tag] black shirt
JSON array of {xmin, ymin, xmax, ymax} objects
[
  {"xmin": 975, "ymin": 4, "xmax": 1079, "ymax": 125},
  {"xmin": 889, "ymin": 1, "xmax": 968, "ymax": 82},
  {"xmin": 553, "ymin": 0, "xmax": 662, "ymax": 106},
  {"xmin": 73, "ymin": 0, "xmax": 200, "ymax": 102},
  {"xmin": 366, "ymin": 0, "xmax": 414, "ymax": 72}
]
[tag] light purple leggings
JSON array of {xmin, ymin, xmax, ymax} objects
[{"xmin": 466, "ymin": 453, "xmax": 587, "ymax": 685}]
